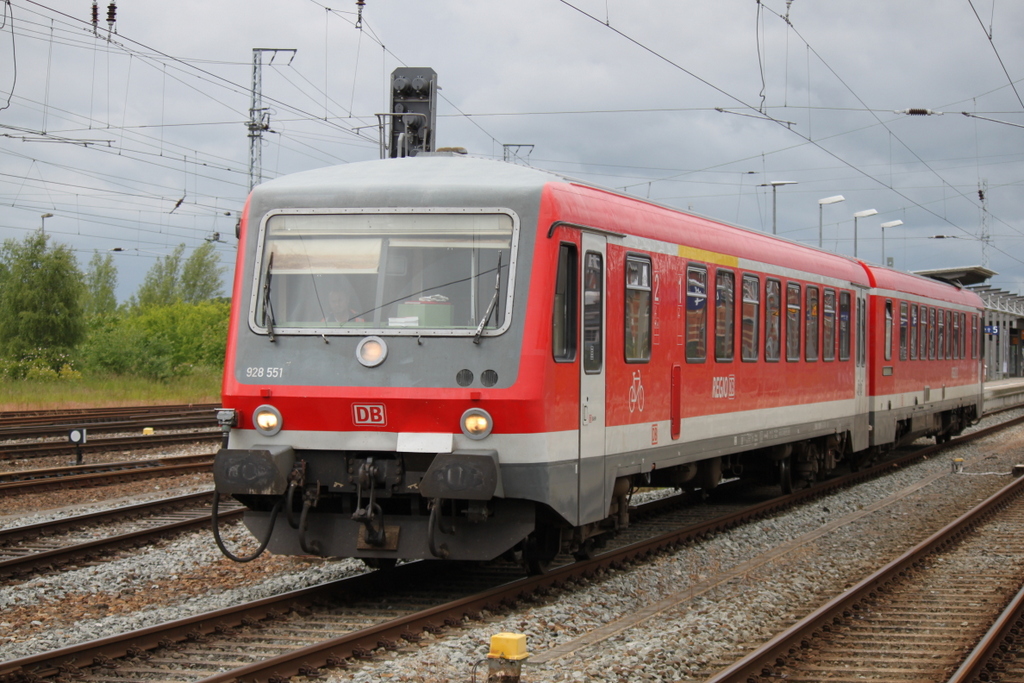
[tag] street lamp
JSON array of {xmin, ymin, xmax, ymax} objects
[
  {"xmin": 880, "ymin": 219, "xmax": 903, "ymax": 266},
  {"xmin": 40, "ymin": 213, "xmax": 53, "ymax": 235},
  {"xmin": 817, "ymin": 195, "xmax": 845, "ymax": 249},
  {"xmin": 760, "ymin": 180, "xmax": 798, "ymax": 235},
  {"xmin": 852, "ymin": 209, "xmax": 878, "ymax": 258}
]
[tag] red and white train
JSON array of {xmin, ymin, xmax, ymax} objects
[{"xmin": 213, "ymin": 154, "xmax": 984, "ymax": 570}]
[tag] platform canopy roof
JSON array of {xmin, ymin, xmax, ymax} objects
[{"xmin": 912, "ymin": 265, "xmax": 997, "ymax": 287}]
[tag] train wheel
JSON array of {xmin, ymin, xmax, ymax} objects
[
  {"xmin": 573, "ymin": 538, "xmax": 598, "ymax": 562},
  {"xmin": 778, "ymin": 457, "xmax": 794, "ymax": 494},
  {"xmin": 523, "ymin": 529, "xmax": 560, "ymax": 575},
  {"xmin": 524, "ymin": 540, "xmax": 552, "ymax": 575}
]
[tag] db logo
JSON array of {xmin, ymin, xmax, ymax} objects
[{"xmin": 352, "ymin": 403, "xmax": 387, "ymax": 426}]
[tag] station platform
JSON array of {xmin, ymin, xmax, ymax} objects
[{"xmin": 984, "ymin": 376, "xmax": 1024, "ymax": 413}]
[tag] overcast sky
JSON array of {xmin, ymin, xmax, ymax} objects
[{"xmin": 1, "ymin": 0, "xmax": 1022, "ymax": 301}]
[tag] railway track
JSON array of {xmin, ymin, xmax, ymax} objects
[
  {"xmin": 0, "ymin": 491, "xmax": 242, "ymax": 580},
  {"xmin": 706, "ymin": 472, "xmax": 1024, "ymax": 683},
  {"xmin": 4, "ymin": 415, "xmax": 1021, "ymax": 683},
  {"xmin": 0, "ymin": 430, "xmax": 221, "ymax": 461},
  {"xmin": 0, "ymin": 403, "xmax": 219, "ymax": 427},
  {"xmin": 0, "ymin": 453, "xmax": 214, "ymax": 494},
  {"xmin": 0, "ymin": 414, "xmax": 219, "ymax": 441},
  {"xmin": 0, "ymin": 403, "xmax": 221, "ymax": 461}
]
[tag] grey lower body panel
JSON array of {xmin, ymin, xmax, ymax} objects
[
  {"xmin": 869, "ymin": 397, "xmax": 981, "ymax": 445},
  {"xmin": 244, "ymin": 498, "xmax": 535, "ymax": 561}
]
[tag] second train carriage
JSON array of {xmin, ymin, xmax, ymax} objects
[{"xmin": 213, "ymin": 154, "xmax": 984, "ymax": 568}]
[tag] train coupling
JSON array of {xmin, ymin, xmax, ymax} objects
[{"xmin": 213, "ymin": 445, "xmax": 295, "ymax": 496}]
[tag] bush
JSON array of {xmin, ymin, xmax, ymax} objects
[
  {"xmin": 78, "ymin": 301, "xmax": 229, "ymax": 381},
  {"xmin": 0, "ymin": 351, "xmax": 80, "ymax": 382}
]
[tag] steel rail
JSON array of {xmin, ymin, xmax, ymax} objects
[
  {"xmin": 0, "ymin": 453, "xmax": 212, "ymax": 484},
  {"xmin": 0, "ymin": 457, "xmax": 214, "ymax": 494},
  {"xmin": 703, "ymin": 472, "xmax": 1024, "ymax": 683},
  {"xmin": 945, "ymin": 578, "xmax": 1024, "ymax": 682},
  {"xmin": 0, "ymin": 403, "xmax": 219, "ymax": 425}
]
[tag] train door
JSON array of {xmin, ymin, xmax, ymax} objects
[
  {"xmin": 578, "ymin": 233, "xmax": 607, "ymax": 525},
  {"xmin": 853, "ymin": 287, "xmax": 870, "ymax": 450}
]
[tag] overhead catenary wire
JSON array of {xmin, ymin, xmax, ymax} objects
[
  {"xmin": 554, "ymin": 0, "xmax": 1024, "ymax": 267},
  {"xmin": 966, "ymin": 0, "xmax": 1024, "ymax": 110}
]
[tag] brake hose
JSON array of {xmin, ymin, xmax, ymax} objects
[{"xmin": 211, "ymin": 491, "xmax": 282, "ymax": 563}]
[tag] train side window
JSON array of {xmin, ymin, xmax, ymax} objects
[
  {"xmin": 685, "ymin": 265, "xmax": 707, "ymax": 363},
  {"xmin": 624, "ymin": 256, "xmax": 652, "ymax": 362},
  {"xmin": 822, "ymin": 289, "xmax": 835, "ymax": 362},
  {"xmin": 946, "ymin": 310, "xmax": 954, "ymax": 359},
  {"xmin": 805, "ymin": 286, "xmax": 819, "ymax": 361},
  {"xmin": 954, "ymin": 313, "xmax": 962, "ymax": 360},
  {"xmin": 921, "ymin": 306, "xmax": 929, "ymax": 360},
  {"xmin": 952, "ymin": 312, "xmax": 960, "ymax": 359},
  {"xmin": 765, "ymin": 278, "xmax": 781, "ymax": 362},
  {"xmin": 971, "ymin": 315, "xmax": 978, "ymax": 358},
  {"xmin": 583, "ymin": 251, "xmax": 603, "ymax": 374},
  {"xmin": 838, "ymin": 291, "xmax": 851, "ymax": 361},
  {"xmin": 786, "ymin": 283, "xmax": 801, "ymax": 362},
  {"xmin": 883, "ymin": 300, "xmax": 893, "ymax": 362},
  {"xmin": 552, "ymin": 243, "xmax": 577, "ymax": 362},
  {"xmin": 929, "ymin": 308, "xmax": 936, "ymax": 359},
  {"xmin": 715, "ymin": 269, "xmax": 735, "ymax": 362},
  {"xmin": 910, "ymin": 304, "xmax": 918, "ymax": 360},
  {"xmin": 741, "ymin": 275, "xmax": 760, "ymax": 361},
  {"xmin": 899, "ymin": 302, "xmax": 908, "ymax": 361},
  {"xmin": 944, "ymin": 311, "xmax": 950, "ymax": 358},
  {"xmin": 937, "ymin": 309, "xmax": 945, "ymax": 360},
  {"xmin": 960, "ymin": 312, "xmax": 966, "ymax": 359}
]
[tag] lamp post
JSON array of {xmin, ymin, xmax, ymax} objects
[
  {"xmin": 760, "ymin": 180, "xmax": 798, "ymax": 235},
  {"xmin": 852, "ymin": 209, "xmax": 877, "ymax": 258},
  {"xmin": 880, "ymin": 219, "xmax": 903, "ymax": 266},
  {"xmin": 40, "ymin": 213, "xmax": 53, "ymax": 235},
  {"xmin": 817, "ymin": 195, "xmax": 845, "ymax": 249}
]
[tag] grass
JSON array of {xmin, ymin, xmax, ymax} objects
[{"xmin": 0, "ymin": 368, "xmax": 223, "ymax": 411}]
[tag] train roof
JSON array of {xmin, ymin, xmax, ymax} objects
[
  {"xmin": 862, "ymin": 263, "xmax": 985, "ymax": 309},
  {"xmin": 251, "ymin": 156, "xmax": 979, "ymax": 307},
  {"xmin": 251, "ymin": 154, "xmax": 556, "ymax": 208}
]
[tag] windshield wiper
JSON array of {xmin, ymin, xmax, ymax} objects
[
  {"xmin": 262, "ymin": 252, "xmax": 276, "ymax": 342},
  {"xmin": 473, "ymin": 253, "xmax": 502, "ymax": 345}
]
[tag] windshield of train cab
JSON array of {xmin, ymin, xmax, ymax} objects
[{"xmin": 250, "ymin": 209, "xmax": 517, "ymax": 338}]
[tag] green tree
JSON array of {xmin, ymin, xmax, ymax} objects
[
  {"xmin": 131, "ymin": 242, "xmax": 225, "ymax": 309},
  {"xmin": 0, "ymin": 231, "xmax": 85, "ymax": 361},
  {"xmin": 180, "ymin": 241, "xmax": 226, "ymax": 303},
  {"xmin": 133, "ymin": 244, "xmax": 185, "ymax": 309},
  {"xmin": 83, "ymin": 250, "xmax": 119, "ymax": 316}
]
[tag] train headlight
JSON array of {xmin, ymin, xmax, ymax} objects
[
  {"xmin": 461, "ymin": 408, "xmax": 493, "ymax": 440},
  {"xmin": 253, "ymin": 404, "xmax": 283, "ymax": 436},
  {"xmin": 356, "ymin": 336, "xmax": 388, "ymax": 368}
]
